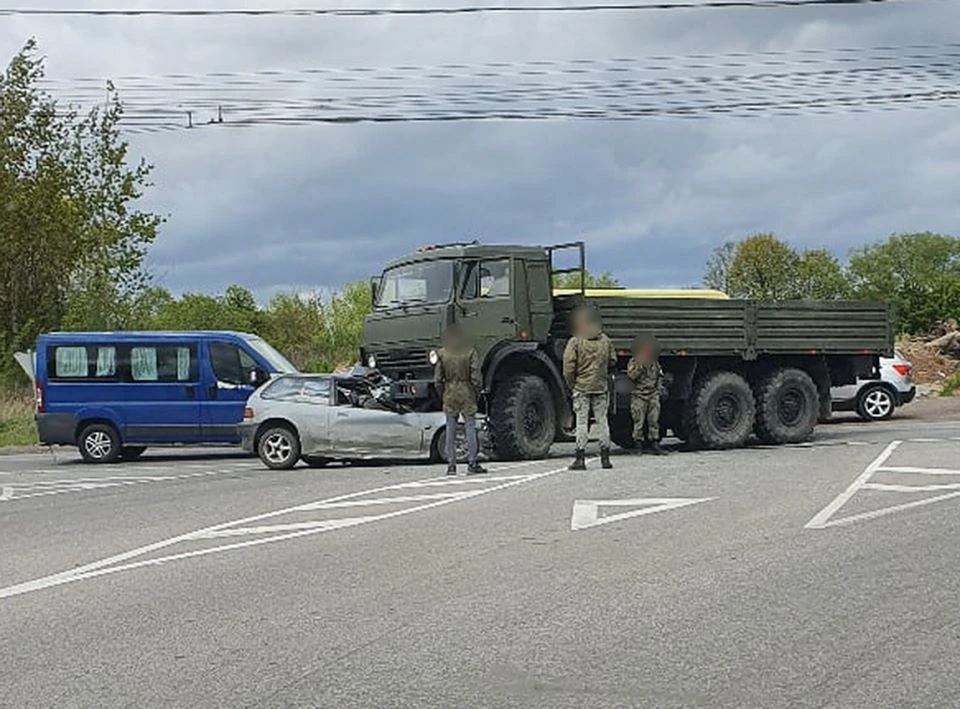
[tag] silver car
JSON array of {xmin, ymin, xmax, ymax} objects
[
  {"xmin": 830, "ymin": 351, "xmax": 916, "ymax": 421},
  {"xmin": 240, "ymin": 373, "xmax": 482, "ymax": 469}
]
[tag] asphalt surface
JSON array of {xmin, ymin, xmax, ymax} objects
[{"xmin": 3, "ymin": 407, "xmax": 960, "ymax": 708}]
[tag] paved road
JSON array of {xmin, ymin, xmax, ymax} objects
[{"xmin": 3, "ymin": 414, "xmax": 960, "ymax": 708}]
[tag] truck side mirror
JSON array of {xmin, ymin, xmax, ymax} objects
[{"xmin": 369, "ymin": 276, "xmax": 381, "ymax": 304}]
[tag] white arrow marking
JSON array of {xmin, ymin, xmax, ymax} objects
[
  {"xmin": 806, "ymin": 440, "xmax": 960, "ymax": 530},
  {"xmin": 570, "ymin": 497, "xmax": 714, "ymax": 531}
]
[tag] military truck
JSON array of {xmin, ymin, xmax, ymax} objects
[{"xmin": 360, "ymin": 242, "xmax": 892, "ymax": 459}]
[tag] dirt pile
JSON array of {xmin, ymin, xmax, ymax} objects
[{"xmin": 897, "ymin": 319, "xmax": 960, "ymax": 392}]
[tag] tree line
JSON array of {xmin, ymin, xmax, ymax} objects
[
  {"xmin": 703, "ymin": 232, "xmax": 960, "ymax": 334},
  {"xmin": 3, "ymin": 41, "xmax": 959, "ymax": 387}
]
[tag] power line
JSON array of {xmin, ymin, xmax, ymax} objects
[{"xmin": 0, "ymin": 0, "xmax": 906, "ymax": 18}]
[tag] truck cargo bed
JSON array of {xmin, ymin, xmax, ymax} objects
[{"xmin": 552, "ymin": 296, "xmax": 893, "ymax": 359}]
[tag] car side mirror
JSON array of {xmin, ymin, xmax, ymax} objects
[{"xmin": 249, "ymin": 368, "xmax": 267, "ymax": 387}]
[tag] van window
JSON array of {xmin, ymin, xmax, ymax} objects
[
  {"xmin": 130, "ymin": 345, "xmax": 197, "ymax": 383},
  {"xmin": 50, "ymin": 345, "xmax": 117, "ymax": 381},
  {"xmin": 210, "ymin": 342, "xmax": 257, "ymax": 386}
]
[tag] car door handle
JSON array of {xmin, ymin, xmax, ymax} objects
[
  {"xmin": 185, "ymin": 386, "xmax": 196, "ymax": 399},
  {"xmin": 337, "ymin": 412, "xmax": 349, "ymax": 418},
  {"xmin": 208, "ymin": 386, "xmax": 218, "ymax": 400},
  {"xmin": 500, "ymin": 316, "xmax": 515, "ymax": 323},
  {"xmin": 463, "ymin": 311, "xmax": 478, "ymax": 318}
]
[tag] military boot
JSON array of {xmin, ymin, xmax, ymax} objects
[
  {"xmin": 650, "ymin": 440, "xmax": 666, "ymax": 456},
  {"xmin": 467, "ymin": 463, "xmax": 488, "ymax": 475},
  {"xmin": 569, "ymin": 449, "xmax": 586, "ymax": 471},
  {"xmin": 600, "ymin": 448, "xmax": 613, "ymax": 469},
  {"xmin": 446, "ymin": 464, "xmax": 457, "ymax": 475}
]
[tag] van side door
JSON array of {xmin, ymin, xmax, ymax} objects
[
  {"xmin": 121, "ymin": 341, "xmax": 204, "ymax": 443},
  {"xmin": 201, "ymin": 339, "xmax": 262, "ymax": 442}
]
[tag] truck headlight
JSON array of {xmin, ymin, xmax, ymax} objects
[
  {"xmin": 428, "ymin": 350, "xmax": 439, "ymax": 365},
  {"xmin": 367, "ymin": 354, "xmax": 377, "ymax": 369}
]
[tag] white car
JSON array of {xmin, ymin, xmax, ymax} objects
[{"xmin": 830, "ymin": 352, "xmax": 916, "ymax": 421}]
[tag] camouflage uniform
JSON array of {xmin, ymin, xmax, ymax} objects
[
  {"xmin": 563, "ymin": 333, "xmax": 617, "ymax": 451},
  {"xmin": 435, "ymin": 346, "xmax": 482, "ymax": 466},
  {"xmin": 627, "ymin": 357, "xmax": 662, "ymax": 443}
]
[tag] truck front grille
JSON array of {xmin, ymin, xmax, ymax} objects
[{"xmin": 376, "ymin": 350, "xmax": 429, "ymax": 372}]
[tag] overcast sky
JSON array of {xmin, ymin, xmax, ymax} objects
[{"xmin": 2, "ymin": 1, "xmax": 958, "ymax": 300}]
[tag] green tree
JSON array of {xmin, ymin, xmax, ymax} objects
[
  {"xmin": 848, "ymin": 232, "xmax": 960, "ymax": 333},
  {"xmin": 0, "ymin": 41, "xmax": 160, "ymax": 378},
  {"xmin": 703, "ymin": 234, "xmax": 849, "ymax": 301},
  {"xmin": 553, "ymin": 270, "xmax": 621, "ymax": 290},
  {"xmin": 724, "ymin": 234, "xmax": 801, "ymax": 300}
]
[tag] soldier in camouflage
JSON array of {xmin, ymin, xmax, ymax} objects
[
  {"xmin": 627, "ymin": 334, "xmax": 665, "ymax": 455},
  {"xmin": 435, "ymin": 323, "xmax": 487, "ymax": 476},
  {"xmin": 563, "ymin": 306, "xmax": 617, "ymax": 471}
]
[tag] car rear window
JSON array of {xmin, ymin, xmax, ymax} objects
[{"xmin": 262, "ymin": 377, "xmax": 330, "ymax": 401}]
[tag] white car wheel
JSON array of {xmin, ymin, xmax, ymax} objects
[{"xmin": 858, "ymin": 386, "xmax": 895, "ymax": 422}]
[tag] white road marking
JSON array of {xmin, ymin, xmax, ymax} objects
[
  {"xmin": 0, "ymin": 463, "xmax": 567, "ymax": 600},
  {"xmin": 879, "ymin": 466, "xmax": 960, "ymax": 476},
  {"xmin": 0, "ymin": 486, "xmax": 13, "ymax": 501},
  {"xmin": 805, "ymin": 439, "xmax": 960, "ymax": 530},
  {"xmin": 570, "ymin": 497, "xmax": 714, "ymax": 531},
  {"xmin": 804, "ymin": 441, "xmax": 901, "ymax": 530}
]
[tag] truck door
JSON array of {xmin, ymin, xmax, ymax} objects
[
  {"xmin": 457, "ymin": 258, "xmax": 520, "ymax": 355},
  {"xmin": 202, "ymin": 339, "xmax": 259, "ymax": 442}
]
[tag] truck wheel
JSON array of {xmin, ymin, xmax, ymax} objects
[
  {"xmin": 754, "ymin": 368, "xmax": 819, "ymax": 444},
  {"xmin": 489, "ymin": 375, "xmax": 556, "ymax": 460},
  {"xmin": 684, "ymin": 371, "xmax": 756, "ymax": 449}
]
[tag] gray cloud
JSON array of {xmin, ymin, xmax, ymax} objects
[{"xmin": 3, "ymin": 0, "xmax": 958, "ymax": 299}]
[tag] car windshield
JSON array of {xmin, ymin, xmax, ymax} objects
[
  {"xmin": 245, "ymin": 337, "xmax": 298, "ymax": 374},
  {"xmin": 376, "ymin": 260, "xmax": 454, "ymax": 308}
]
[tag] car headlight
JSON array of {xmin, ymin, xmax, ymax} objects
[
  {"xmin": 428, "ymin": 350, "xmax": 439, "ymax": 365},
  {"xmin": 367, "ymin": 354, "xmax": 377, "ymax": 369}
]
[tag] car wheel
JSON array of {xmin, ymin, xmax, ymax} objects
[
  {"xmin": 121, "ymin": 446, "xmax": 147, "ymax": 461},
  {"xmin": 432, "ymin": 423, "xmax": 470, "ymax": 464},
  {"xmin": 857, "ymin": 385, "xmax": 895, "ymax": 421},
  {"xmin": 258, "ymin": 426, "xmax": 301, "ymax": 470},
  {"xmin": 78, "ymin": 423, "xmax": 121, "ymax": 464}
]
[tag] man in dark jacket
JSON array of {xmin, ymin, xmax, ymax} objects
[
  {"xmin": 435, "ymin": 323, "xmax": 487, "ymax": 476},
  {"xmin": 563, "ymin": 306, "xmax": 617, "ymax": 470}
]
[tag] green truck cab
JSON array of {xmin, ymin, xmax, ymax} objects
[{"xmin": 361, "ymin": 241, "xmax": 893, "ymax": 460}]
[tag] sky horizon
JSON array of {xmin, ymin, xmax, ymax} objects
[{"xmin": 2, "ymin": 1, "xmax": 958, "ymax": 300}]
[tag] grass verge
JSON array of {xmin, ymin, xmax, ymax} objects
[
  {"xmin": 942, "ymin": 371, "xmax": 960, "ymax": 397},
  {"xmin": 0, "ymin": 390, "xmax": 36, "ymax": 447}
]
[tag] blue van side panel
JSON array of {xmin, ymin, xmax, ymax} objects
[{"xmin": 35, "ymin": 331, "xmax": 281, "ymax": 448}]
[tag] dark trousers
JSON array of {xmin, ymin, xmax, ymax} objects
[{"xmin": 445, "ymin": 413, "xmax": 478, "ymax": 466}]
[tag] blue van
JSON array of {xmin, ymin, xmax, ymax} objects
[{"xmin": 27, "ymin": 331, "xmax": 298, "ymax": 463}]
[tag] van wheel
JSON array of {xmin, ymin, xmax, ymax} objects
[
  {"xmin": 122, "ymin": 446, "xmax": 147, "ymax": 461},
  {"xmin": 78, "ymin": 424, "xmax": 121, "ymax": 464},
  {"xmin": 258, "ymin": 426, "xmax": 301, "ymax": 470}
]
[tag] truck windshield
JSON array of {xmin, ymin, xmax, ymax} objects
[
  {"xmin": 244, "ymin": 337, "xmax": 299, "ymax": 374},
  {"xmin": 376, "ymin": 260, "xmax": 454, "ymax": 308}
]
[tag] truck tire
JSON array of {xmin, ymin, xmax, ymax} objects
[
  {"xmin": 754, "ymin": 368, "xmax": 819, "ymax": 444},
  {"xmin": 489, "ymin": 374, "xmax": 556, "ymax": 460},
  {"xmin": 684, "ymin": 371, "xmax": 756, "ymax": 449}
]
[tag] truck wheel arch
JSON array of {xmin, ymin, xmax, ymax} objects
[{"xmin": 483, "ymin": 344, "xmax": 570, "ymax": 429}]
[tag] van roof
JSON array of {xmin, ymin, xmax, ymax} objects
[{"xmin": 38, "ymin": 330, "xmax": 258, "ymax": 341}]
